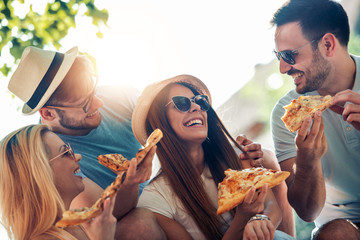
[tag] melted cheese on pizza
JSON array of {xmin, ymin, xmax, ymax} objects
[
  {"xmin": 282, "ymin": 95, "xmax": 333, "ymax": 132},
  {"xmin": 218, "ymin": 168, "xmax": 276, "ymax": 199}
]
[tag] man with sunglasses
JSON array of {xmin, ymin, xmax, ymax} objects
[
  {"xmin": 270, "ymin": 0, "xmax": 360, "ymax": 239},
  {"xmin": 8, "ymin": 46, "xmax": 166, "ymax": 239}
]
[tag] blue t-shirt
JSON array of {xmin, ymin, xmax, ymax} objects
[
  {"xmin": 58, "ymin": 85, "xmax": 147, "ymax": 193},
  {"xmin": 271, "ymin": 55, "xmax": 360, "ymax": 227}
]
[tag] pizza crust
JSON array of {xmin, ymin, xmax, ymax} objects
[
  {"xmin": 217, "ymin": 167, "xmax": 289, "ymax": 215},
  {"xmin": 55, "ymin": 171, "xmax": 125, "ymax": 228},
  {"xmin": 56, "ymin": 129, "xmax": 163, "ymax": 228},
  {"xmin": 97, "ymin": 129, "xmax": 163, "ymax": 173},
  {"xmin": 281, "ymin": 95, "xmax": 333, "ymax": 132}
]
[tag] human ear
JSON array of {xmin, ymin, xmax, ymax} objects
[
  {"xmin": 321, "ymin": 33, "xmax": 336, "ymax": 56},
  {"xmin": 39, "ymin": 107, "xmax": 57, "ymax": 121}
]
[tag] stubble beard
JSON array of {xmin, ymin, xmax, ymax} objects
[
  {"xmin": 297, "ymin": 48, "xmax": 331, "ymax": 94},
  {"xmin": 57, "ymin": 110, "xmax": 102, "ymax": 131}
]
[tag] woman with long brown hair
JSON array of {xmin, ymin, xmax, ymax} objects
[{"xmin": 132, "ymin": 75, "xmax": 294, "ymax": 239}]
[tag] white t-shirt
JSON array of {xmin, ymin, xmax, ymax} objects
[{"xmin": 137, "ymin": 166, "xmax": 232, "ymax": 240}]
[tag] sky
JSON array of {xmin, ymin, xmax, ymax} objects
[
  {"xmin": 0, "ymin": 0, "xmax": 290, "ymax": 238},
  {"xmin": 0, "ymin": 0, "xmax": 290, "ymax": 139}
]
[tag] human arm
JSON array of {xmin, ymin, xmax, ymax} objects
[
  {"xmin": 113, "ymin": 146, "xmax": 156, "ymax": 219},
  {"xmin": 154, "ymin": 213, "xmax": 193, "ymax": 240},
  {"xmin": 262, "ymin": 149, "xmax": 295, "ymax": 237},
  {"xmin": 281, "ymin": 111, "xmax": 327, "ymax": 222},
  {"xmin": 71, "ymin": 147, "xmax": 155, "ymax": 221},
  {"xmin": 330, "ymin": 89, "xmax": 360, "ymax": 131},
  {"xmin": 223, "ymin": 184, "xmax": 281, "ymax": 240}
]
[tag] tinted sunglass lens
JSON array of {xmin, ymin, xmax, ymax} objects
[
  {"xmin": 194, "ymin": 95, "xmax": 210, "ymax": 111},
  {"xmin": 280, "ymin": 51, "xmax": 295, "ymax": 65},
  {"xmin": 172, "ymin": 96, "xmax": 191, "ymax": 112}
]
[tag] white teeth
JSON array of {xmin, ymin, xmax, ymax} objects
[
  {"xmin": 292, "ymin": 73, "xmax": 303, "ymax": 79},
  {"xmin": 74, "ymin": 169, "xmax": 80, "ymax": 174},
  {"xmin": 87, "ymin": 111, "xmax": 97, "ymax": 117},
  {"xmin": 185, "ymin": 119, "xmax": 203, "ymax": 127}
]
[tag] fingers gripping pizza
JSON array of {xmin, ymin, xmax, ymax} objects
[
  {"xmin": 55, "ymin": 171, "xmax": 125, "ymax": 228},
  {"xmin": 97, "ymin": 129, "xmax": 163, "ymax": 173},
  {"xmin": 56, "ymin": 129, "xmax": 163, "ymax": 228},
  {"xmin": 281, "ymin": 95, "xmax": 334, "ymax": 132},
  {"xmin": 217, "ymin": 167, "xmax": 290, "ymax": 215}
]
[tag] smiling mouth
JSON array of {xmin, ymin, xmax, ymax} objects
[
  {"xmin": 87, "ymin": 111, "xmax": 98, "ymax": 118},
  {"xmin": 74, "ymin": 168, "xmax": 82, "ymax": 177},
  {"xmin": 184, "ymin": 119, "xmax": 203, "ymax": 127}
]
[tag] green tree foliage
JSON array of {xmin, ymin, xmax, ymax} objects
[{"xmin": 0, "ymin": 0, "xmax": 108, "ymax": 77}]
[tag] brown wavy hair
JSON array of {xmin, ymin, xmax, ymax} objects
[{"xmin": 145, "ymin": 82, "xmax": 244, "ymax": 240}]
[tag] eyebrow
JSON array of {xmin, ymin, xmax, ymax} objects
[{"xmin": 58, "ymin": 144, "xmax": 67, "ymax": 153}]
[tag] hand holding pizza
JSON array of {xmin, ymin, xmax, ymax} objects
[
  {"xmin": 236, "ymin": 184, "xmax": 268, "ymax": 217},
  {"xmin": 82, "ymin": 195, "xmax": 117, "ymax": 240},
  {"xmin": 330, "ymin": 89, "xmax": 360, "ymax": 131},
  {"xmin": 235, "ymin": 185, "xmax": 275, "ymax": 240},
  {"xmin": 122, "ymin": 146, "xmax": 156, "ymax": 187},
  {"xmin": 236, "ymin": 135, "xmax": 264, "ymax": 167},
  {"xmin": 296, "ymin": 111, "xmax": 327, "ymax": 166}
]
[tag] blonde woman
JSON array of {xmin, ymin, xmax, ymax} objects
[{"xmin": 0, "ymin": 124, "xmax": 116, "ymax": 240}]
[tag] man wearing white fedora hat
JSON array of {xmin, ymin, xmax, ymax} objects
[{"xmin": 8, "ymin": 46, "xmax": 165, "ymax": 239}]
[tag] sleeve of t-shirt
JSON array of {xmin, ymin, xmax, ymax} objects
[
  {"xmin": 137, "ymin": 181, "xmax": 174, "ymax": 219},
  {"xmin": 271, "ymin": 94, "xmax": 298, "ymax": 163}
]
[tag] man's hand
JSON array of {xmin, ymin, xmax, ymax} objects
[
  {"xmin": 123, "ymin": 146, "xmax": 156, "ymax": 187},
  {"xmin": 295, "ymin": 111, "xmax": 327, "ymax": 166},
  {"xmin": 330, "ymin": 89, "xmax": 360, "ymax": 131},
  {"xmin": 236, "ymin": 135, "xmax": 264, "ymax": 167}
]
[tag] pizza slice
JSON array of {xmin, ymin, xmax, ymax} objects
[
  {"xmin": 281, "ymin": 95, "xmax": 334, "ymax": 132},
  {"xmin": 55, "ymin": 207, "xmax": 101, "ymax": 228},
  {"xmin": 55, "ymin": 172, "xmax": 125, "ymax": 228},
  {"xmin": 217, "ymin": 167, "xmax": 290, "ymax": 215},
  {"xmin": 97, "ymin": 129, "xmax": 163, "ymax": 173},
  {"xmin": 98, "ymin": 153, "xmax": 130, "ymax": 173},
  {"xmin": 135, "ymin": 128, "xmax": 163, "ymax": 164}
]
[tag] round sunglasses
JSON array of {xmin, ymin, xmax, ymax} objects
[
  {"xmin": 273, "ymin": 40, "xmax": 315, "ymax": 65},
  {"xmin": 166, "ymin": 95, "xmax": 210, "ymax": 112}
]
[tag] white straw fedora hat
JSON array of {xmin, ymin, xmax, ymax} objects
[
  {"xmin": 8, "ymin": 46, "xmax": 78, "ymax": 115},
  {"xmin": 132, "ymin": 74, "xmax": 212, "ymax": 146}
]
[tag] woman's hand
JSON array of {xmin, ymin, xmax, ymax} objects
[
  {"xmin": 236, "ymin": 184, "xmax": 268, "ymax": 218},
  {"xmin": 236, "ymin": 135, "xmax": 264, "ymax": 167},
  {"xmin": 243, "ymin": 216, "xmax": 275, "ymax": 240},
  {"xmin": 83, "ymin": 195, "xmax": 117, "ymax": 240},
  {"xmin": 237, "ymin": 184, "xmax": 275, "ymax": 240}
]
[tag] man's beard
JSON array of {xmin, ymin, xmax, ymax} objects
[
  {"xmin": 296, "ymin": 49, "xmax": 331, "ymax": 94},
  {"xmin": 57, "ymin": 110, "xmax": 101, "ymax": 131}
]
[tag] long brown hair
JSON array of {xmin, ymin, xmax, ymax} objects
[{"xmin": 146, "ymin": 82, "xmax": 243, "ymax": 240}]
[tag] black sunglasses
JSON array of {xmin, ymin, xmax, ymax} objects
[
  {"xmin": 273, "ymin": 40, "xmax": 315, "ymax": 65},
  {"xmin": 166, "ymin": 95, "xmax": 210, "ymax": 112}
]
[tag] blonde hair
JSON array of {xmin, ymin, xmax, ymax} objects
[{"xmin": 0, "ymin": 124, "xmax": 76, "ymax": 240}]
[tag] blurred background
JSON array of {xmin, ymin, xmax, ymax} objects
[{"xmin": 1, "ymin": 0, "xmax": 360, "ymax": 239}]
